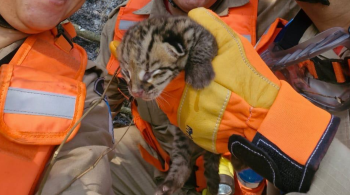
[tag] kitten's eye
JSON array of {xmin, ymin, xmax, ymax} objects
[{"xmin": 151, "ymin": 69, "xmax": 165, "ymax": 78}]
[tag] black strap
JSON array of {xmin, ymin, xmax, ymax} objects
[
  {"xmin": 0, "ymin": 47, "xmax": 20, "ymax": 66},
  {"xmin": 296, "ymin": 0, "xmax": 330, "ymax": 6},
  {"xmin": 276, "ymin": 10, "xmax": 313, "ymax": 50},
  {"xmin": 56, "ymin": 23, "xmax": 74, "ymax": 49},
  {"xmin": 312, "ymin": 57, "xmax": 350, "ymax": 83}
]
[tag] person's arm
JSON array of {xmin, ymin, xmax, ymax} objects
[{"xmin": 297, "ymin": 0, "xmax": 350, "ymax": 32}]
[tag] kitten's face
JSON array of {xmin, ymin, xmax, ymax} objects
[
  {"xmin": 117, "ymin": 16, "xmax": 216, "ymax": 100},
  {"xmin": 118, "ymin": 37, "xmax": 185, "ymax": 101}
]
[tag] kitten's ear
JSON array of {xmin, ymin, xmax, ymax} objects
[{"xmin": 162, "ymin": 42, "xmax": 185, "ymax": 58}]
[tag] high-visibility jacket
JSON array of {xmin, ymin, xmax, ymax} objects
[
  {"xmin": 0, "ymin": 22, "xmax": 87, "ymax": 195},
  {"xmin": 106, "ymin": 0, "xmax": 267, "ymax": 194}
]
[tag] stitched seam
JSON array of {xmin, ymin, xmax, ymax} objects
[
  {"xmin": 177, "ymin": 85, "xmax": 189, "ymax": 128},
  {"xmin": 4, "ymin": 109, "xmax": 72, "ymax": 118},
  {"xmin": 211, "ymin": 89, "xmax": 230, "ymax": 153},
  {"xmin": 231, "ymin": 141, "xmax": 276, "ymax": 185},
  {"xmin": 246, "ymin": 106, "xmax": 253, "ymax": 122},
  {"xmin": 257, "ymin": 139, "xmax": 303, "ymax": 169},
  {"xmin": 298, "ymin": 115, "xmax": 333, "ymax": 191},
  {"xmin": 16, "ymin": 38, "xmax": 34, "ymax": 65},
  {"xmin": 9, "ymin": 88, "xmax": 75, "ymax": 99},
  {"xmin": 203, "ymin": 9, "xmax": 279, "ymax": 90}
]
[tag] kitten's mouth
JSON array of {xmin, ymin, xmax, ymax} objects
[{"xmin": 141, "ymin": 97, "xmax": 154, "ymax": 101}]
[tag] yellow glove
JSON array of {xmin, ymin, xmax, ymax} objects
[{"xmin": 162, "ymin": 8, "xmax": 340, "ymax": 193}]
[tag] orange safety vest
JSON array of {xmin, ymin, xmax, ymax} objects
[
  {"xmin": 106, "ymin": 0, "xmax": 264, "ymax": 194},
  {"xmin": 0, "ymin": 22, "xmax": 87, "ymax": 195}
]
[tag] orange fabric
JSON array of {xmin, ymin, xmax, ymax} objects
[
  {"xmin": 55, "ymin": 35, "xmax": 73, "ymax": 53},
  {"xmin": 300, "ymin": 60, "xmax": 318, "ymax": 79},
  {"xmin": 0, "ymin": 134, "xmax": 53, "ymax": 195},
  {"xmin": 131, "ymin": 101, "xmax": 170, "ymax": 172},
  {"xmin": 257, "ymin": 81, "xmax": 331, "ymax": 165},
  {"xmin": 255, "ymin": 18, "xmax": 288, "ymax": 54},
  {"xmin": 195, "ymin": 156, "xmax": 207, "ymax": 192},
  {"xmin": 62, "ymin": 22, "xmax": 77, "ymax": 38},
  {"xmin": 332, "ymin": 62, "xmax": 345, "ymax": 83},
  {"xmin": 220, "ymin": 0, "xmax": 258, "ymax": 45},
  {"xmin": 0, "ymin": 23, "xmax": 87, "ymax": 195},
  {"xmin": 216, "ymin": 93, "xmax": 268, "ymax": 153},
  {"xmin": 157, "ymin": 72, "xmax": 186, "ymax": 126}
]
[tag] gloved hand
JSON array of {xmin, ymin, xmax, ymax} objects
[{"xmin": 178, "ymin": 8, "xmax": 339, "ymax": 194}]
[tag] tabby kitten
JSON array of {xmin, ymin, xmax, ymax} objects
[{"xmin": 117, "ymin": 16, "xmax": 221, "ymax": 195}]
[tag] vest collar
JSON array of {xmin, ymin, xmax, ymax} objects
[{"xmin": 133, "ymin": 0, "xmax": 249, "ymax": 17}]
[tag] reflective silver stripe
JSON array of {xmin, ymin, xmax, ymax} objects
[
  {"xmin": 242, "ymin": 34, "xmax": 252, "ymax": 43},
  {"xmin": 119, "ymin": 20, "xmax": 138, "ymax": 30},
  {"xmin": 4, "ymin": 87, "xmax": 76, "ymax": 119}
]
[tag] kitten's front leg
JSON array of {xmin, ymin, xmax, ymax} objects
[
  {"xmin": 185, "ymin": 29, "xmax": 217, "ymax": 90},
  {"xmin": 155, "ymin": 128, "xmax": 193, "ymax": 195}
]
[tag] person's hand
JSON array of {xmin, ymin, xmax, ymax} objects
[{"xmin": 186, "ymin": 8, "xmax": 339, "ymax": 194}]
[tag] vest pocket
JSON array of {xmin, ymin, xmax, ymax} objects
[{"xmin": 0, "ymin": 64, "xmax": 86, "ymax": 145}]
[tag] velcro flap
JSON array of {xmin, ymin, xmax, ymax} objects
[{"xmin": 0, "ymin": 64, "xmax": 86, "ymax": 145}]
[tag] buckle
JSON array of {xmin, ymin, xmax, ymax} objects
[{"xmin": 54, "ymin": 22, "xmax": 74, "ymax": 53}]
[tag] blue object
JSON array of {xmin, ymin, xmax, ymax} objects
[{"xmin": 237, "ymin": 168, "xmax": 264, "ymax": 184}]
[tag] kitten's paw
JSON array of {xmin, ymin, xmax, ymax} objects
[
  {"xmin": 185, "ymin": 62, "xmax": 215, "ymax": 89},
  {"xmin": 154, "ymin": 180, "xmax": 179, "ymax": 195}
]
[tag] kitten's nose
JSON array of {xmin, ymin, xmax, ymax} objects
[{"xmin": 132, "ymin": 90, "xmax": 143, "ymax": 98}]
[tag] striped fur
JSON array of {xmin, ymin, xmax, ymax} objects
[
  {"xmin": 117, "ymin": 16, "xmax": 220, "ymax": 195},
  {"xmin": 117, "ymin": 16, "xmax": 217, "ymax": 100}
]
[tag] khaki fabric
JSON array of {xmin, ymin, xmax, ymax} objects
[
  {"xmin": 257, "ymin": 0, "xmax": 300, "ymax": 39},
  {"xmin": 267, "ymin": 138, "xmax": 350, "ymax": 195},
  {"xmin": 95, "ymin": 0, "xmax": 300, "ymax": 194},
  {"xmin": 0, "ymin": 39, "xmax": 23, "ymax": 59},
  {"xmin": 0, "ymin": 38, "xmax": 115, "ymax": 194}
]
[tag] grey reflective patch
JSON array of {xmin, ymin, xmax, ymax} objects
[
  {"xmin": 4, "ymin": 87, "xmax": 76, "ymax": 119},
  {"xmin": 242, "ymin": 34, "xmax": 252, "ymax": 43},
  {"xmin": 119, "ymin": 20, "xmax": 137, "ymax": 30}
]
